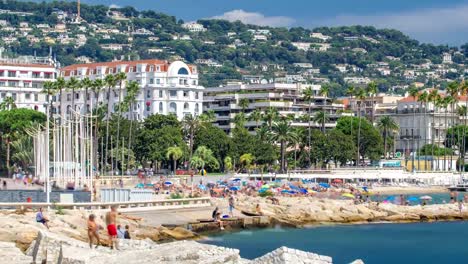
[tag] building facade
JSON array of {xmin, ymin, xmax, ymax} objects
[
  {"xmin": 203, "ymin": 83, "xmax": 345, "ymax": 134},
  {"xmin": 60, "ymin": 60, "xmax": 203, "ymax": 121},
  {"xmin": 0, "ymin": 55, "xmax": 57, "ymax": 113}
]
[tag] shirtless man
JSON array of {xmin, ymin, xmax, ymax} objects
[
  {"xmin": 105, "ymin": 205, "xmax": 119, "ymax": 250},
  {"xmin": 87, "ymin": 214, "xmax": 100, "ymax": 249}
]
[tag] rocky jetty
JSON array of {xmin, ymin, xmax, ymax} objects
[
  {"xmin": 2, "ymin": 229, "xmax": 340, "ymax": 264},
  {"xmin": 229, "ymin": 195, "xmax": 468, "ymax": 226}
]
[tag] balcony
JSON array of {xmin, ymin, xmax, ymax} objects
[{"xmin": 399, "ymin": 135, "xmax": 422, "ymax": 140}]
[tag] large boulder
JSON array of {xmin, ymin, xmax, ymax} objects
[{"xmin": 160, "ymin": 227, "xmax": 197, "ymax": 240}]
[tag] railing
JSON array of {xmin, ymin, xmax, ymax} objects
[{"xmin": 0, "ymin": 197, "xmax": 211, "ymax": 210}]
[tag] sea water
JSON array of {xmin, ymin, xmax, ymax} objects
[{"xmin": 202, "ymin": 221, "xmax": 468, "ymax": 264}]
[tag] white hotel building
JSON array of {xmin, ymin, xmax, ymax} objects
[
  {"xmin": 60, "ymin": 59, "xmax": 203, "ymax": 121},
  {"xmin": 0, "ymin": 56, "xmax": 56, "ymax": 113}
]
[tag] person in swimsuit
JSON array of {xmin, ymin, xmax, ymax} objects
[
  {"xmin": 36, "ymin": 207, "xmax": 49, "ymax": 229},
  {"xmin": 105, "ymin": 205, "xmax": 119, "ymax": 250},
  {"xmin": 87, "ymin": 214, "xmax": 100, "ymax": 248}
]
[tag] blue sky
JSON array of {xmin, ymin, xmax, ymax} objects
[{"xmin": 77, "ymin": 0, "xmax": 468, "ymax": 45}]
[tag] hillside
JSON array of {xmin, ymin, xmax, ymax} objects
[{"xmin": 0, "ymin": 0, "xmax": 467, "ymax": 95}]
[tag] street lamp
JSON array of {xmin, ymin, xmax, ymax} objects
[{"xmin": 43, "ymin": 102, "xmax": 50, "ymax": 205}]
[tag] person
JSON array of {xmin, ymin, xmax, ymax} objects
[
  {"xmin": 36, "ymin": 208, "xmax": 49, "ymax": 229},
  {"xmin": 117, "ymin": 224, "xmax": 125, "ymax": 239},
  {"xmin": 458, "ymin": 201, "xmax": 464, "ymax": 214},
  {"xmin": 256, "ymin": 204, "xmax": 263, "ymax": 216},
  {"xmin": 228, "ymin": 195, "xmax": 235, "ymax": 217},
  {"xmin": 87, "ymin": 214, "xmax": 100, "ymax": 249},
  {"xmin": 2, "ymin": 180, "xmax": 6, "ymax": 190},
  {"xmin": 105, "ymin": 205, "xmax": 119, "ymax": 250},
  {"xmin": 124, "ymin": 225, "xmax": 131, "ymax": 239},
  {"xmin": 211, "ymin": 207, "xmax": 224, "ymax": 230}
]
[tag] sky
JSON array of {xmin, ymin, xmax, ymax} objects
[{"xmin": 74, "ymin": 0, "xmax": 468, "ymax": 45}]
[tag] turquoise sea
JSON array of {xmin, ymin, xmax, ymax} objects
[{"xmin": 202, "ymin": 221, "xmax": 468, "ymax": 264}]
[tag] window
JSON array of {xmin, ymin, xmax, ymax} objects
[
  {"xmin": 75, "ymin": 93, "xmax": 80, "ymax": 100},
  {"xmin": 109, "ymin": 68, "xmax": 113, "ymax": 74},
  {"xmin": 8, "ymin": 71, "xmax": 16, "ymax": 77},
  {"xmin": 149, "ymin": 66, "xmax": 154, "ymax": 72},
  {"xmin": 195, "ymin": 92, "xmax": 199, "ymax": 100},
  {"xmin": 193, "ymin": 80, "xmax": 197, "ymax": 85},
  {"xmin": 149, "ymin": 78, "xmax": 154, "ymax": 84},
  {"xmin": 146, "ymin": 104, "xmax": 150, "ymax": 112},
  {"xmin": 195, "ymin": 103, "xmax": 199, "ymax": 113},
  {"xmin": 70, "ymin": 71, "xmax": 75, "ymax": 76},
  {"xmin": 23, "ymin": 82, "xmax": 29, "ymax": 88},
  {"xmin": 159, "ymin": 90, "xmax": 163, "ymax": 98},
  {"xmin": 67, "ymin": 94, "xmax": 71, "ymax": 101},
  {"xmin": 44, "ymin": 73, "xmax": 53, "ymax": 79},
  {"xmin": 25, "ymin": 93, "xmax": 31, "ymax": 100},
  {"xmin": 169, "ymin": 102, "xmax": 177, "ymax": 113},
  {"xmin": 159, "ymin": 102, "xmax": 163, "ymax": 112},
  {"xmin": 156, "ymin": 66, "xmax": 160, "ymax": 72},
  {"xmin": 177, "ymin": 68, "xmax": 189, "ymax": 75},
  {"xmin": 146, "ymin": 90, "xmax": 151, "ymax": 98},
  {"xmin": 0, "ymin": 81, "xmax": 5, "ymax": 87},
  {"xmin": 129, "ymin": 67, "xmax": 134, "ymax": 73},
  {"xmin": 8, "ymin": 81, "xmax": 18, "ymax": 87},
  {"xmin": 184, "ymin": 103, "xmax": 189, "ymax": 110},
  {"xmin": 169, "ymin": 90, "xmax": 177, "ymax": 97},
  {"xmin": 183, "ymin": 91, "xmax": 188, "ymax": 97},
  {"xmin": 11, "ymin": 93, "xmax": 16, "ymax": 100},
  {"xmin": 34, "ymin": 94, "xmax": 38, "ymax": 102},
  {"xmin": 156, "ymin": 79, "xmax": 161, "ymax": 84},
  {"xmin": 184, "ymin": 79, "xmax": 188, "ymax": 85},
  {"xmin": 0, "ymin": 92, "xmax": 5, "ymax": 98},
  {"xmin": 32, "ymin": 72, "xmax": 41, "ymax": 78}
]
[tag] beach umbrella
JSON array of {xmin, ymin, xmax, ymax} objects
[
  {"xmin": 342, "ymin": 193, "xmax": 355, "ymax": 199},
  {"xmin": 420, "ymin": 195, "xmax": 432, "ymax": 200},
  {"xmin": 386, "ymin": 196, "xmax": 396, "ymax": 201},
  {"xmin": 281, "ymin": 189, "xmax": 291, "ymax": 193},
  {"xmin": 319, "ymin": 183, "xmax": 330, "ymax": 188},
  {"xmin": 198, "ymin": 184, "xmax": 206, "ymax": 190},
  {"xmin": 407, "ymin": 197, "xmax": 419, "ymax": 202},
  {"xmin": 231, "ymin": 178, "xmax": 241, "ymax": 182},
  {"xmin": 332, "ymin": 179, "xmax": 343, "ymax": 183},
  {"xmin": 362, "ymin": 186, "xmax": 369, "ymax": 192},
  {"xmin": 299, "ymin": 188, "xmax": 308, "ymax": 194},
  {"xmin": 229, "ymin": 186, "xmax": 240, "ymax": 191},
  {"xmin": 164, "ymin": 181, "xmax": 173, "ymax": 185},
  {"xmin": 307, "ymin": 189, "xmax": 316, "ymax": 194},
  {"xmin": 135, "ymin": 183, "xmax": 144, "ymax": 188}
]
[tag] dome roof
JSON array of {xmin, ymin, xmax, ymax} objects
[{"xmin": 167, "ymin": 61, "xmax": 191, "ymax": 76}]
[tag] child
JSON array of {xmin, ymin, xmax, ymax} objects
[{"xmin": 124, "ymin": 225, "xmax": 131, "ymax": 239}]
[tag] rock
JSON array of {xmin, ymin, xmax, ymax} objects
[
  {"xmin": 252, "ymin": 246, "xmax": 332, "ymax": 264},
  {"xmin": 349, "ymin": 259, "xmax": 365, "ymax": 264},
  {"xmin": 16, "ymin": 229, "xmax": 38, "ymax": 251},
  {"xmin": 0, "ymin": 241, "xmax": 33, "ymax": 264},
  {"xmin": 160, "ymin": 227, "xmax": 197, "ymax": 240}
]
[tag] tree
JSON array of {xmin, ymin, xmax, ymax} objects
[
  {"xmin": 263, "ymin": 107, "xmax": 279, "ymax": 128},
  {"xmin": 239, "ymin": 153, "xmax": 255, "ymax": 173},
  {"xmin": 302, "ymin": 86, "xmax": 314, "ymax": 167},
  {"xmin": 366, "ymin": 81, "xmax": 378, "ymax": 123},
  {"xmin": 326, "ymin": 129, "xmax": 355, "ymax": 167},
  {"xmin": 166, "ymin": 146, "xmax": 183, "ymax": 173},
  {"xmin": 238, "ymin": 98, "xmax": 249, "ymax": 112},
  {"xmin": 377, "ymin": 116, "xmax": 399, "ymax": 159},
  {"xmin": 80, "ymin": 77, "xmax": 93, "ymax": 114},
  {"xmin": 224, "ymin": 156, "xmax": 233, "ymax": 172},
  {"xmin": 104, "ymin": 74, "xmax": 118, "ymax": 173},
  {"xmin": 54, "ymin": 77, "xmax": 66, "ymax": 116},
  {"xmin": 11, "ymin": 135, "xmax": 34, "ymax": 170},
  {"xmin": 194, "ymin": 124, "xmax": 233, "ymax": 169},
  {"xmin": 428, "ymin": 89, "xmax": 441, "ymax": 164},
  {"xmin": 313, "ymin": 111, "xmax": 329, "ymax": 133},
  {"xmin": 0, "ymin": 109, "xmax": 46, "ymax": 174},
  {"xmin": 336, "ymin": 116, "xmax": 383, "ymax": 163},
  {"xmin": 249, "ymin": 109, "xmax": 263, "ymax": 128},
  {"xmin": 0, "ymin": 96, "xmax": 16, "ymax": 111},
  {"xmin": 270, "ymin": 120, "xmax": 298, "ymax": 172},
  {"xmin": 355, "ymin": 88, "xmax": 367, "ymax": 165},
  {"xmin": 67, "ymin": 77, "xmax": 81, "ymax": 115},
  {"xmin": 191, "ymin": 146, "xmax": 219, "ymax": 172}
]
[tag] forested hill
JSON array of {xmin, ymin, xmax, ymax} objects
[{"xmin": 0, "ymin": 0, "xmax": 467, "ymax": 94}]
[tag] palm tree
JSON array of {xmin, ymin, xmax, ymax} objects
[
  {"xmin": 80, "ymin": 77, "xmax": 93, "ymax": 114},
  {"xmin": 346, "ymin": 86, "xmax": 356, "ymax": 151},
  {"xmin": 233, "ymin": 112, "xmax": 247, "ymax": 128},
  {"xmin": 166, "ymin": 146, "xmax": 183, "ymax": 174},
  {"xmin": 190, "ymin": 146, "xmax": 219, "ymax": 173},
  {"xmin": 442, "ymin": 96, "xmax": 455, "ymax": 171},
  {"xmin": 377, "ymin": 116, "xmax": 399, "ymax": 159},
  {"xmin": 0, "ymin": 96, "xmax": 16, "ymax": 110},
  {"xmin": 366, "ymin": 82, "xmax": 378, "ymax": 123},
  {"xmin": 114, "ymin": 72, "xmax": 127, "ymax": 177},
  {"xmin": 256, "ymin": 125, "xmax": 271, "ymax": 143},
  {"xmin": 408, "ymin": 86, "xmax": 419, "ymax": 170},
  {"xmin": 447, "ymin": 81, "xmax": 460, "ymax": 171},
  {"xmin": 183, "ymin": 114, "xmax": 201, "ymax": 164},
  {"xmin": 313, "ymin": 110, "xmax": 329, "ymax": 133},
  {"xmin": 263, "ymin": 107, "xmax": 279, "ymax": 128},
  {"xmin": 302, "ymin": 86, "xmax": 314, "ymax": 167},
  {"xmin": 249, "ymin": 109, "xmax": 263, "ymax": 128},
  {"xmin": 428, "ymin": 89, "xmax": 441, "ymax": 170},
  {"xmin": 270, "ymin": 120, "xmax": 298, "ymax": 172},
  {"xmin": 199, "ymin": 109, "xmax": 216, "ymax": 123},
  {"xmin": 104, "ymin": 74, "xmax": 117, "ymax": 174},
  {"xmin": 417, "ymin": 91, "xmax": 429, "ymax": 170},
  {"xmin": 319, "ymin": 84, "xmax": 330, "ymax": 106},
  {"xmin": 238, "ymin": 98, "xmax": 249, "ymax": 112},
  {"xmin": 67, "ymin": 77, "xmax": 80, "ymax": 115},
  {"xmin": 41, "ymin": 81, "xmax": 56, "ymax": 119},
  {"xmin": 355, "ymin": 88, "xmax": 366, "ymax": 166},
  {"xmin": 460, "ymin": 81, "xmax": 468, "ymax": 173},
  {"xmin": 54, "ymin": 77, "xmax": 66, "ymax": 117}
]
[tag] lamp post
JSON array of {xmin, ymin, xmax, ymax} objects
[{"xmin": 44, "ymin": 102, "xmax": 50, "ymax": 205}]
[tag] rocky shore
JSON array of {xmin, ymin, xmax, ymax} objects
[{"xmin": 227, "ymin": 195, "xmax": 468, "ymax": 226}]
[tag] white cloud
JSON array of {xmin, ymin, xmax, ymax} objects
[
  {"xmin": 211, "ymin": 9, "xmax": 295, "ymax": 27},
  {"xmin": 109, "ymin": 4, "xmax": 121, "ymax": 9},
  {"xmin": 318, "ymin": 4, "xmax": 468, "ymax": 44}
]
